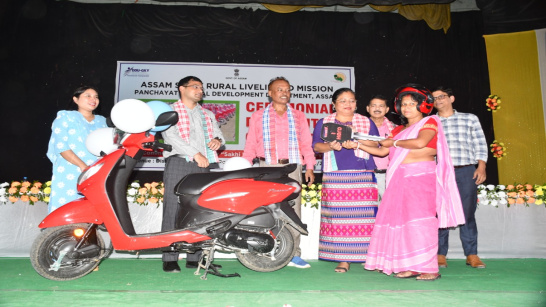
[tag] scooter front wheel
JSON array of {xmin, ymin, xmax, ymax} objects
[
  {"xmin": 235, "ymin": 228, "xmax": 295, "ymax": 272},
  {"xmin": 30, "ymin": 223, "xmax": 105, "ymax": 281}
]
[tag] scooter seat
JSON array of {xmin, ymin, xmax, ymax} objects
[{"xmin": 175, "ymin": 164, "xmax": 297, "ymax": 195}]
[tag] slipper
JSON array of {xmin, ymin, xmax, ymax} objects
[
  {"xmin": 335, "ymin": 263, "xmax": 350, "ymax": 273},
  {"xmin": 394, "ymin": 271, "xmax": 421, "ymax": 279},
  {"xmin": 416, "ymin": 273, "xmax": 441, "ymax": 281}
]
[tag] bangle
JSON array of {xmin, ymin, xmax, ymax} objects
[
  {"xmin": 356, "ymin": 142, "xmax": 360, "ymax": 150},
  {"xmin": 393, "ymin": 140, "xmax": 399, "ymax": 148}
]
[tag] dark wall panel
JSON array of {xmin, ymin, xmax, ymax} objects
[{"xmin": 0, "ymin": 0, "xmax": 497, "ymax": 183}]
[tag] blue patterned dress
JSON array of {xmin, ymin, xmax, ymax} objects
[{"xmin": 46, "ymin": 111, "xmax": 107, "ymax": 213}]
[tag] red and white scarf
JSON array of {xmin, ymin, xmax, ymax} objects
[
  {"xmin": 383, "ymin": 118, "xmax": 397, "ymax": 135},
  {"xmin": 173, "ymin": 100, "xmax": 218, "ymax": 163},
  {"xmin": 322, "ymin": 113, "xmax": 371, "ymax": 172},
  {"xmin": 262, "ymin": 105, "xmax": 301, "ymax": 165}
]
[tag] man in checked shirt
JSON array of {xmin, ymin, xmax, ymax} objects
[{"xmin": 433, "ymin": 86, "xmax": 488, "ymax": 269}]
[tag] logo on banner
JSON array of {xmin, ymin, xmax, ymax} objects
[
  {"xmin": 334, "ymin": 72, "xmax": 346, "ymax": 82},
  {"xmin": 226, "ymin": 68, "xmax": 247, "ymax": 80},
  {"xmin": 124, "ymin": 67, "xmax": 150, "ymax": 77}
]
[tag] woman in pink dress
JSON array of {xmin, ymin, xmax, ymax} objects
[{"xmin": 358, "ymin": 84, "xmax": 465, "ymax": 281}]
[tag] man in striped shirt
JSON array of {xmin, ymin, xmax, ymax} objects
[{"xmin": 433, "ymin": 86, "xmax": 488, "ymax": 269}]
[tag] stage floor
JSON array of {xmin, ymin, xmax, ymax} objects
[{"xmin": 1, "ymin": 258, "xmax": 545, "ymax": 306}]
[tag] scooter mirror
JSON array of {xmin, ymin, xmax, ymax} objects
[
  {"xmin": 106, "ymin": 117, "xmax": 116, "ymax": 128},
  {"xmin": 155, "ymin": 111, "xmax": 179, "ymax": 128}
]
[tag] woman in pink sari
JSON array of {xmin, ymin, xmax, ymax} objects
[{"xmin": 359, "ymin": 84, "xmax": 465, "ymax": 281}]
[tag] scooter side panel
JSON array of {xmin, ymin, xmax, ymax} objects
[
  {"xmin": 197, "ymin": 179, "xmax": 296, "ymax": 215},
  {"xmin": 39, "ymin": 199, "xmax": 103, "ymax": 228}
]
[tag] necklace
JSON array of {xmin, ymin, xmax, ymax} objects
[{"xmin": 334, "ymin": 119, "xmax": 352, "ymax": 126}]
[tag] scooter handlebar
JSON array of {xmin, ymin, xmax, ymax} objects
[
  {"xmin": 142, "ymin": 141, "xmax": 172, "ymax": 152},
  {"xmin": 155, "ymin": 142, "xmax": 172, "ymax": 152}
]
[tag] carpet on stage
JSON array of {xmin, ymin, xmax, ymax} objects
[{"xmin": 1, "ymin": 258, "xmax": 545, "ymax": 306}]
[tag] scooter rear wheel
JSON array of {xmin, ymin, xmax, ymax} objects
[
  {"xmin": 235, "ymin": 228, "xmax": 295, "ymax": 272},
  {"xmin": 30, "ymin": 223, "xmax": 105, "ymax": 281}
]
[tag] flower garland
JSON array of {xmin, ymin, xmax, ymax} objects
[
  {"xmin": 0, "ymin": 180, "xmax": 51, "ymax": 205},
  {"xmin": 7, "ymin": 179, "xmax": 542, "ymax": 210},
  {"xmin": 301, "ymin": 183, "xmax": 322, "ymax": 209},
  {"xmin": 490, "ymin": 140, "xmax": 507, "ymax": 160},
  {"xmin": 0, "ymin": 180, "xmax": 164, "ymax": 207},
  {"xmin": 478, "ymin": 184, "xmax": 546, "ymax": 207},
  {"xmin": 126, "ymin": 181, "xmax": 164, "ymax": 207},
  {"xmin": 486, "ymin": 94, "xmax": 501, "ymax": 112}
]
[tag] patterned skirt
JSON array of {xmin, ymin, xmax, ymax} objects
[{"xmin": 319, "ymin": 170, "xmax": 378, "ymax": 263}]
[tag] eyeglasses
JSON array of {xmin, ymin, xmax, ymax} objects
[
  {"xmin": 433, "ymin": 94, "xmax": 449, "ymax": 101},
  {"xmin": 336, "ymin": 99, "xmax": 357, "ymax": 104},
  {"xmin": 182, "ymin": 85, "xmax": 205, "ymax": 91}
]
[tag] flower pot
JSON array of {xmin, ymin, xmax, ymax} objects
[{"xmin": 300, "ymin": 203, "xmax": 321, "ymax": 260}]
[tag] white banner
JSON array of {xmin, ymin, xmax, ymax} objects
[{"xmin": 115, "ymin": 61, "xmax": 355, "ymax": 170}]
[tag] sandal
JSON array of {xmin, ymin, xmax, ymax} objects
[
  {"xmin": 334, "ymin": 262, "xmax": 350, "ymax": 273},
  {"xmin": 416, "ymin": 273, "xmax": 441, "ymax": 281},
  {"xmin": 394, "ymin": 271, "xmax": 421, "ymax": 279}
]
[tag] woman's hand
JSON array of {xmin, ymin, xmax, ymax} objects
[
  {"xmin": 359, "ymin": 140, "xmax": 378, "ymax": 148},
  {"xmin": 341, "ymin": 140, "xmax": 359, "ymax": 150},
  {"xmin": 379, "ymin": 138, "xmax": 395, "ymax": 148},
  {"xmin": 329, "ymin": 141, "xmax": 342, "ymax": 151},
  {"xmin": 60, "ymin": 150, "xmax": 88, "ymax": 172}
]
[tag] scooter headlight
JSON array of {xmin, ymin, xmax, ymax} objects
[{"xmin": 78, "ymin": 162, "xmax": 104, "ymax": 185}]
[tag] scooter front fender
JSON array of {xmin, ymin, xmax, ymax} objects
[{"xmin": 39, "ymin": 198, "xmax": 103, "ymax": 228}]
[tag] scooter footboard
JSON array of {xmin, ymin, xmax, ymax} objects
[
  {"xmin": 279, "ymin": 202, "xmax": 309, "ymax": 235},
  {"xmin": 39, "ymin": 199, "xmax": 103, "ymax": 228}
]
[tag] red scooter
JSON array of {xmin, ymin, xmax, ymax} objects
[{"xmin": 30, "ymin": 111, "xmax": 307, "ymax": 280}]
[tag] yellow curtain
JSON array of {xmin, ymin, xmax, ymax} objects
[
  {"xmin": 484, "ymin": 30, "xmax": 546, "ymax": 184},
  {"xmin": 262, "ymin": 4, "xmax": 310, "ymax": 13},
  {"xmin": 262, "ymin": 3, "xmax": 451, "ymax": 32},
  {"xmin": 371, "ymin": 4, "xmax": 450, "ymax": 33}
]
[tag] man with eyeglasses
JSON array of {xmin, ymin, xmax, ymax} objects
[
  {"xmin": 366, "ymin": 94, "xmax": 397, "ymax": 201},
  {"xmin": 243, "ymin": 76, "xmax": 316, "ymax": 269},
  {"xmin": 161, "ymin": 76, "xmax": 225, "ymax": 273},
  {"xmin": 432, "ymin": 86, "xmax": 488, "ymax": 269}
]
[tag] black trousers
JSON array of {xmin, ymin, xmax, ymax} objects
[
  {"xmin": 162, "ymin": 156, "xmax": 210, "ymax": 262},
  {"xmin": 438, "ymin": 165, "xmax": 479, "ymax": 256}
]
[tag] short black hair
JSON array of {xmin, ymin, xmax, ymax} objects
[
  {"xmin": 177, "ymin": 76, "xmax": 203, "ymax": 98},
  {"xmin": 332, "ymin": 87, "xmax": 355, "ymax": 102},
  {"xmin": 268, "ymin": 76, "xmax": 290, "ymax": 91},
  {"xmin": 368, "ymin": 94, "xmax": 388, "ymax": 106},
  {"xmin": 432, "ymin": 86, "xmax": 453, "ymax": 96}
]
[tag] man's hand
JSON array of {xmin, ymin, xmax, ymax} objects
[
  {"xmin": 193, "ymin": 153, "xmax": 210, "ymax": 168},
  {"xmin": 207, "ymin": 138, "xmax": 222, "ymax": 151},
  {"xmin": 305, "ymin": 168, "xmax": 315, "ymax": 185},
  {"xmin": 473, "ymin": 160, "xmax": 487, "ymax": 185}
]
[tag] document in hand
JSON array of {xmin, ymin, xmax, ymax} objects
[{"xmin": 320, "ymin": 123, "xmax": 385, "ymax": 143}]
